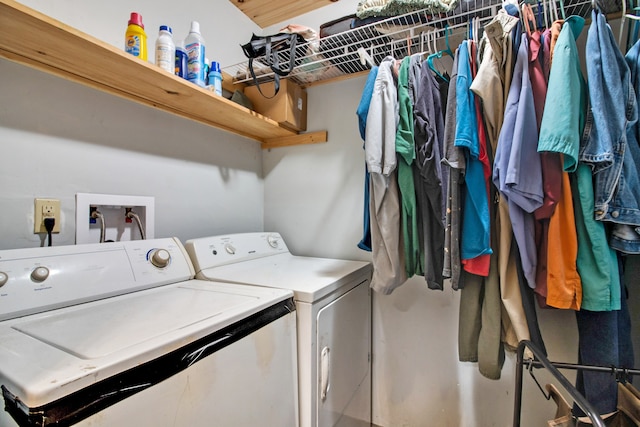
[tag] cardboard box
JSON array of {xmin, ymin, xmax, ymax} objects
[{"xmin": 244, "ymin": 79, "xmax": 307, "ymax": 132}]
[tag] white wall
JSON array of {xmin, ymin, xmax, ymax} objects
[
  {"xmin": 1, "ymin": 1, "xmax": 638, "ymax": 427},
  {"xmin": 0, "ymin": 0, "xmax": 266, "ymax": 247}
]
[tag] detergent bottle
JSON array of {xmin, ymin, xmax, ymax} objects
[
  {"xmin": 125, "ymin": 12, "xmax": 147, "ymax": 61},
  {"xmin": 155, "ymin": 25, "xmax": 175, "ymax": 73},
  {"xmin": 184, "ymin": 21, "xmax": 206, "ymax": 87}
]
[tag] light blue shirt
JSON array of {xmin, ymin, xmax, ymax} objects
[
  {"xmin": 493, "ymin": 34, "xmax": 543, "ymax": 288},
  {"xmin": 455, "ymin": 40, "xmax": 492, "ymax": 260}
]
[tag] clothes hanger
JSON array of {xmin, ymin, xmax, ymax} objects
[
  {"xmin": 426, "ymin": 26, "xmax": 453, "ymax": 81},
  {"xmin": 630, "ymin": 12, "xmax": 640, "ymax": 48},
  {"xmin": 473, "ymin": 16, "xmax": 480, "ymax": 45},
  {"xmin": 543, "ymin": 0, "xmax": 550, "ymax": 24},
  {"xmin": 536, "ymin": 0, "xmax": 545, "ymax": 29},
  {"xmin": 357, "ymin": 47, "xmax": 375, "ymax": 68},
  {"xmin": 558, "ymin": 0, "xmax": 567, "ymax": 19},
  {"xmin": 619, "ymin": 0, "xmax": 627, "ymax": 47},
  {"xmin": 441, "ymin": 24, "xmax": 454, "ymax": 58},
  {"xmin": 521, "ymin": 3, "xmax": 537, "ymax": 35},
  {"xmin": 549, "ymin": 0, "xmax": 558, "ymax": 22},
  {"xmin": 426, "ymin": 30, "xmax": 448, "ymax": 82}
]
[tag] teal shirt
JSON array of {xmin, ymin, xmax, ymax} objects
[
  {"xmin": 539, "ymin": 17, "xmax": 620, "ymax": 311},
  {"xmin": 396, "ymin": 56, "xmax": 423, "ymax": 277},
  {"xmin": 538, "ymin": 17, "xmax": 585, "ymax": 172}
]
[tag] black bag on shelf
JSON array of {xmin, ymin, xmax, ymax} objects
[{"xmin": 241, "ymin": 32, "xmax": 306, "ymax": 98}]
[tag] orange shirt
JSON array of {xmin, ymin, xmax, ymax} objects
[{"xmin": 545, "ymin": 170, "xmax": 582, "ymax": 309}]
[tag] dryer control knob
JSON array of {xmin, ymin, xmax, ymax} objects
[
  {"xmin": 31, "ymin": 266, "xmax": 49, "ymax": 282},
  {"xmin": 224, "ymin": 243, "xmax": 236, "ymax": 255},
  {"xmin": 149, "ymin": 249, "xmax": 171, "ymax": 268},
  {"xmin": 267, "ymin": 234, "xmax": 280, "ymax": 248},
  {"xmin": 0, "ymin": 272, "xmax": 8, "ymax": 287}
]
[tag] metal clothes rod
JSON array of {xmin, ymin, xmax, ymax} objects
[
  {"xmin": 527, "ymin": 360, "xmax": 640, "ymax": 377},
  {"xmin": 514, "ymin": 340, "xmax": 608, "ymax": 427}
]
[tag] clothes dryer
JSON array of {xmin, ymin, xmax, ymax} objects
[
  {"xmin": 0, "ymin": 238, "xmax": 298, "ymax": 427},
  {"xmin": 185, "ymin": 232, "xmax": 372, "ymax": 427}
]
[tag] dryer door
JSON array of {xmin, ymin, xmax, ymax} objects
[{"xmin": 316, "ymin": 280, "xmax": 371, "ymax": 427}]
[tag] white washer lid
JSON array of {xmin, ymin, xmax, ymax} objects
[
  {"xmin": 0, "ymin": 280, "xmax": 293, "ymax": 407},
  {"xmin": 197, "ymin": 253, "xmax": 372, "ymax": 303}
]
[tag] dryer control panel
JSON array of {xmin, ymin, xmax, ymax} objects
[
  {"xmin": 0, "ymin": 238, "xmax": 195, "ymax": 321},
  {"xmin": 185, "ymin": 232, "xmax": 289, "ymax": 272}
]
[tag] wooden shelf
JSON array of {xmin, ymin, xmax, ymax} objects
[
  {"xmin": 0, "ymin": 0, "xmax": 327, "ymax": 148},
  {"xmin": 228, "ymin": 0, "xmax": 338, "ymax": 28}
]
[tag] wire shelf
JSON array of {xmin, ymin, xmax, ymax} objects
[{"xmin": 224, "ymin": 0, "xmax": 623, "ymax": 87}]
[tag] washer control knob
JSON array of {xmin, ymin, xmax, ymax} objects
[
  {"xmin": 267, "ymin": 234, "xmax": 280, "ymax": 248},
  {"xmin": 31, "ymin": 266, "xmax": 50, "ymax": 282},
  {"xmin": 149, "ymin": 249, "xmax": 171, "ymax": 268},
  {"xmin": 0, "ymin": 272, "xmax": 8, "ymax": 287},
  {"xmin": 224, "ymin": 243, "xmax": 236, "ymax": 255}
]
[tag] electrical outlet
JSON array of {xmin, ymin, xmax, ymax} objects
[{"xmin": 34, "ymin": 198, "xmax": 61, "ymax": 233}]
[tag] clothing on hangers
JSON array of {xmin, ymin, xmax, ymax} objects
[
  {"xmin": 442, "ymin": 47, "xmax": 464, "ymax": 289},
  {"xmin": 365, "ymin": 56, "xmax": 408, "ymax": 295},
  {"xmin": 395, "ymin": 55, "xmax": 424, "ymax": 278},
  {"xmin": 413, "ymin": 53, "xmax": 447, "ymax": 290},
  {"xmin": 583, "ymin": 8, "xmax": 640, "ymax": 257},
  {"xmin": 537, "ymin": 16, "xmax": 586, "ymax": 310},
  {"xmin": 356, "ymin": 65, "xmax": 379, "ymax": 253}
]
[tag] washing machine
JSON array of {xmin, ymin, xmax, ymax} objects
[
  {"xmin": 0, "ymin": 238, "xmax": 299, "ymax": 427},
  {"xmin": 185, "ymin": 232, "xmax": 372, "ymax": 427}
]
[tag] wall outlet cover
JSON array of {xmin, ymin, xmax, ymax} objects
[{"xmin": 34, "ymin": 198, "xmax": 61, "ymax": 233}]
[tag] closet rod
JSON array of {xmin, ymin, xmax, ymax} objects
[
  {"xmin": 513, "ymin": 340, "xmax": 606, "ymax": 427},
  {"xmin": 526, "ymin": 360, "xmax": 640, "ymax": 377}
]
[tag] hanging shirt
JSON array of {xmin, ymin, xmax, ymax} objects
[
  {"xmin": 442, "ymin": 48, "xmax": 465, "ymax": 289},
  {"xmin": 538, "ymin": 17, "xmax": 586, "ymax": 310},
  {"xmin": 528, "ymin": 28, "xmax": 563, "ymax": 307},
  {"xmin": 396, "ymin": 56, "xmax": 423, "ymax": 277},
  {"xmin": 365, "ymin": 56, "xmax": 408, "ymax": 294},
  {"xmin": 470, "ymin": 9, "xmax": 519, "ymax": 152},
  {"xmin": 460, "ymin": 40, "xmax": 492, "ymax": 277},
  {"xmin": 414, "ymin": 57, "xmax": 446, "ymax": 290},
  {"xmin": 613, "ymin": 39, "xmax": 640, "ymax": 253},
  {"xmin": 583, "ymin": 9, "xmax": 640, "ymax": 256},
  {"xmin": 469, "ymin": 10, "xmax": 525, "ymax": 354},
  {"xmin": 492, "ymin": 34, "xmax": 544, "ymax": 289},
  {"xmin": 454, "ymin": 40, "xmax": 493, "ymax": 262},
  {"xmin": 573, "ymin": 9, "xmax": 623, "ymax": 311},
  {"xmin": 356, "ymin": 66, "xmax": 379, "ymax": 253}
]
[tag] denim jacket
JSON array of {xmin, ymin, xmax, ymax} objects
[{"xmin": 581, "ymin": 9, "xmax": 640, "ymax": 253}]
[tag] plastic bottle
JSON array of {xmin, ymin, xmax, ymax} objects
[
  {"xmin": 184, "ymin": 21, "xmax": 206, "ymax": 87},
  {"xmin": 124, "ymin": 12, "xmax": 147, "ymax": 61},
  {"xmin": 207, "ymin": 61, "xmax": 222, "ymax": 96},
  {"xmin": 155, "ymin": 25, "xmax": 175, "ymax": 73},
  {"xmin": 204, "ymin": 57, "xmax": 210, "ymax": 86},
  {"xmin": 174, "ymin": 42, "xmax": 187, "ymax": 79}
]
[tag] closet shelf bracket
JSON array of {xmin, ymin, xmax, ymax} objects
[{"xmin": 261, "ymin": 130, "xmax": 328, "ymax": 149}]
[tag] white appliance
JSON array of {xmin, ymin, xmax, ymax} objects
[
  {"xmin": 185, "ymin": 232, "xmax": 372, "ymax": 427},
  {"xmin": 0, "ymin": 238, "xmax": 299, "ymax": 427}
]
